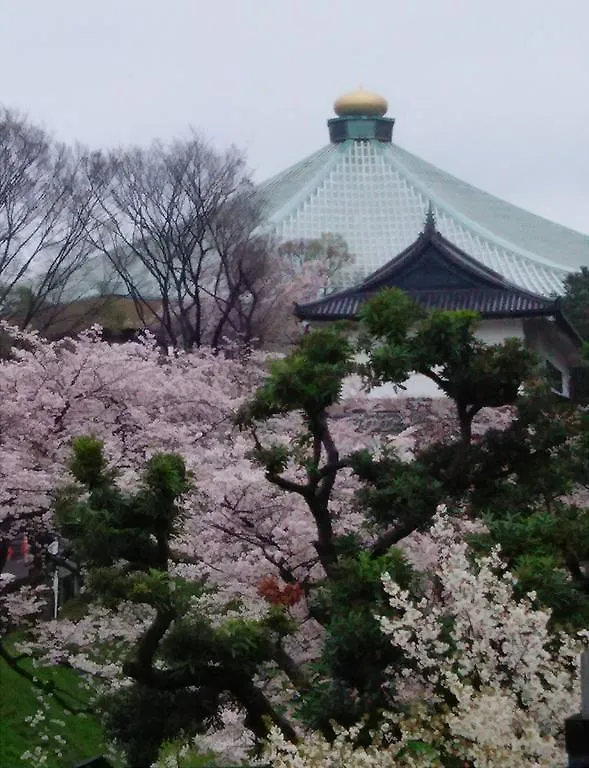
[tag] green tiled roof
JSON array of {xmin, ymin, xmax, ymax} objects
[{"xmin": 259, "ymin": 138, "xmax": 589, "ymax": 296}]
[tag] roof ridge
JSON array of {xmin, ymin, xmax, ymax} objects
[
  {"xmin": 258, "ymin": 144, "xmax": 333, "ymax": 189},
  {"xmin": 392, "ymin": 143, "xmax": 589, "ymax": 239},
  {"xmin": 378, "ymin": 142, "xmax": 573, "ymax": 273},
  {"xmin": 260, "ymin": 144, "xmax": 342, "ymax": 225}
]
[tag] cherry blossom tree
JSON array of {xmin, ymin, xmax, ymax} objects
[
  {"xmin": 1, "ymin": 289, "xmax": 587, "ymax": 766},
  {"xmin": 277, "ymin": 233, "xmax": 355, "ymax": 290},
  {"xmin": 263, "ymin": 513, "xmax": 586, "ymax": 768},
  {"xmin": 0, "ymin": 320, "xmax": 265, "ymax": 630}
]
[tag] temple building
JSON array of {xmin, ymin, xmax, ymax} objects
[
  {"xmin": 16, "ymin": 88, "xmax": 588, "ymax": 397},
  {"xmin": 260, "ymin": 88, "xmax": 588, "ymax": 397},
  {"xmin": 261, "ymin": 88, "xmax": 588, "ymax": 294}
]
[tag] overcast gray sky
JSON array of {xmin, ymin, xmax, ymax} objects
[{"xmin": 2, "ymin": 0, "xmax": 588, "ymax": 233}]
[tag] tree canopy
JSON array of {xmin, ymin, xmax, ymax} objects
[
  {"xmin": 1, "ymin": 290, "xmax": 587, "ymax": 766},
  {"xmin": 563, "ymin": 266, "xmax": 589, "ymax": 341}
]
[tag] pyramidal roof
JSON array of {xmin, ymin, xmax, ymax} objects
[{"xmin": 259, "ymin": 89, "xmax": 589, "ymax": 296}]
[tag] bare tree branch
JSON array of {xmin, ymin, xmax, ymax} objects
[
  {"xmin": 0, "ymin": 111, "xmax": 111, "ymax": 332},
  {"xmin": 83, "ymin": 136, "xmax": 277, "ymax": 350}
]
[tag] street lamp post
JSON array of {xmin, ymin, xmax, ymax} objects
[{"xmin": 47, "ymin": 540, "xmax": 59, "ymax": 620}]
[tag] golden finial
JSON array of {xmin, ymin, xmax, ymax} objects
[{"xmin": 333, "ymin": 87, "xmax": 388, "ymax": 118}]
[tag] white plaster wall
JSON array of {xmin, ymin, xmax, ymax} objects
[
  {"xmin": 475, "ymin": 318, "xmax": 525, "ymax": 344},
  {"xmin": 342, "ymin": 317, "xmax": 528, "ymax": 400},
  {"xmin": 524, "ymin": 320, "xmax": 573, "ymax": 397},
  {"xmin": 342, "ymin": 372, "xmax": 443, "ymax": 399}
]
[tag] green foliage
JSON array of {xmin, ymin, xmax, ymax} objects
[
  {"xmin": 262, "ymin": 605, "xmax": 298, "ymax": 636},
  {"xmin": 358, "ymin": 292, "xmax": 589, "ymax": 636},
  {"xmin": 358, "ymin": 290, "xmax": 537, "ymax": 412},
  {"xmin": 155, "ymin": 740, "xmax": 223, "ymax": 767},
  {"xmin": 89, "ymin": 568, "xmax": 198, "ymax": 612},
  {"xmin": 358, "ymin": 288, "xmax": 423, "ymax": 347},
  {"xmin": 235, "ymin": 325, "xmax": 355, "ymax": 425},
  {"xmin": 0, "ymin": 636, "xmax": 112, "ymax": 768},
  {"xmin": 217, "ymin": 619, "xmax": 275, "ymax": 670},
  {"xmin": 143, "ymin": 453, "xmax": 191, "ymax": 504},
  {"xmin": 355, "ymin": 291, "xmax": 541, "ymax": 476},
  {"xmin": 70, "ymin": 435, "xmax": 110, "ymax": 489},
  {"xmin": 356, "ymin": 288, "xmax": 423, "ymax": 391},
  {"xmin": 230, "ymin": 288, "xmax": 587, "ymax": 749},
  {"xmin": 161, "ymin": 613, "xmax": 282, "ymax": 680},
  {"xmin": 478, "ymin": 389, "xmax": 583, "ymax": 503},
  {"xmin": 415, "ymin": 326, "xmax": 535, "ymax": 408},
  {"xmin": 352, "ymin": 448, "xmax": 443, "ymax": 533},
  {"xmin": 417, "ymin": 385, "xmax": 582, "ymax": 506},
  {"xmin": 57, "ymin": 440, "xmax": 190, "ymax": 571},
  {"xmin": 48, "ymin": 287, "xmax": 589, "ymax": 760},
  {"xmin": 562, "ymin": 266, "xmax": 589, "ymax": 340},
  {"xmin": 449, "ymin": 389, "xmax": 589, "ymax": 628},
  {"xmin": 99, "ymin": 683, "xmax": 220, "ymax": 768},
  {"xmin": 301, "ymin": 549, "xmax": 414, "ymax": 735},
  {"xmin": 54, "ymin": 439, "xmax": 298, "ymax": 763},
  {"xmin": 399, "ymin": 740, "xmax": 440, "ymax": 761},
  {"xmin": 56, "ymin": 479, "xmax": 158, "ymax": 568},
  {"xmin": 249, "ymin": 442, "xmax": 290, "ymax": 475},
  {"xmin": 470, "ymin": 503, "xmax": 589, "ymax": 629},
  {"xmin": 408, "ymin": 309, "xmax": 481, "ymax": 370}
]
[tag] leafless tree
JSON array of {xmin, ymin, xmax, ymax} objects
[
  {"xmin": 0, "ymin": 108, "xmax": 112, "ymax": 333},
  {"xmin": 84, "ymin": 135, "xmax": 276, "ymax": 350}
]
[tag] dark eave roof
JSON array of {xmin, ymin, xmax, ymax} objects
[
  {"xmin": 295, "ymin": 213, "xmax": 560, "ymax": 322},
  {"xmin": 298, "ymin": 289, "xmax": 555, "ymax": 321}
]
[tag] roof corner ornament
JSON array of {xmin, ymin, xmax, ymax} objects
[{"xmin": 421, "ymin": 203, "xmax": 437, "ymax": 238}]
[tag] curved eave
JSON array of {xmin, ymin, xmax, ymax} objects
[
  {"xmin": 295, "ymin": 292, "xmax": 558, "ymax": 321},
  {"xmin": 296, "ymin": 218, "xmax": 561, "ymax": 320},
  {"xmin": 361, "ymin": 223, "xmax": 520, "ymax": 293},
  {"xmin": 296, "ymin": 298, "xmax": 583, "ymax": 348}
]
